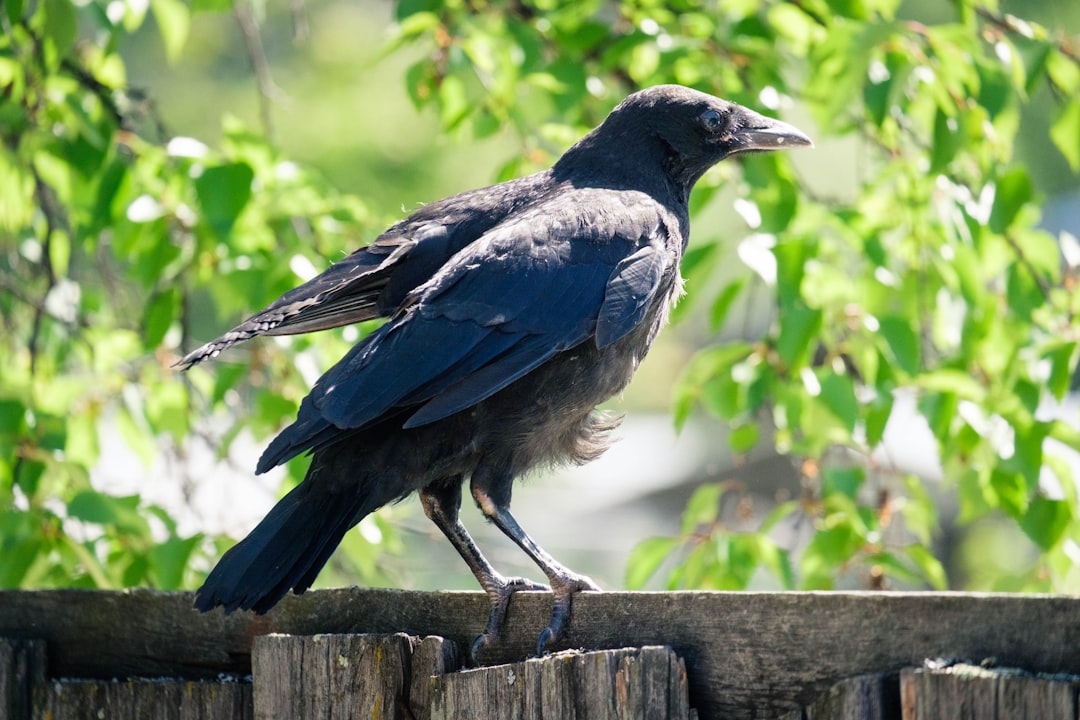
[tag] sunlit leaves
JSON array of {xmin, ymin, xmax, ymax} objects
[
  {"xmin": 618, "ymin": 1, "xmax": 1080, "ymax": 593},
  {"xmin": 43, "ymin": 0, "xmax": 77, "ymax": 59},
  {"xmin": 626, "ymin": 483, "xmax": 795, "ymax": 591},
  {"xmin": 625, "ymin": 536, "xmax": 679, "ymax": 590},
  {"xmin": 0, "ymin": 0, "xmax": 393, "ymax": 593},
  {"xmin": 1051, "ymin": 99, "xmax": 1080, "ymax": 173},
  {"xmin": 194, "ymin": 162, "xmax": 255, "ymax": 237},
  {"xmin": 150, "ymin": 0, "xmax": 191, "ymax": 63}
]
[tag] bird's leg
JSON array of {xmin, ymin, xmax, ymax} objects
[
  {"xmin": 418, "ymin": 482, "xmax": 547, "ymax": 662},
  {"xmin": 470, "ymin": 484, "xmax": 601, "ymax": 656}
]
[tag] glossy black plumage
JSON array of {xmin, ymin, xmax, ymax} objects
[{"xmin": 183, "ymin": 85, "xmax": 811, "ymax": 653}]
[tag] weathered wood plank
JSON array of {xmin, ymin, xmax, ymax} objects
[
  {"xmin": 409, "ymin": 635, "xmax": 462, "ymax": 720},
  {"xmin": 0, "ymin": 639, "xmax": 45, "ymax": 720},
  {"xmin": 2, "ymin": 589, "xmax": 1079, "ymax": 719},
  {"xmin": 805, "ymin": 673, "xmax": 899, "ymax": 720},
  {"xmin": 900, "ymin": 664, "xmax": 1080, "ymax": 720},
  {"xmin": 428, "ymin": 645, "xmax": 692, "ymax": 720},
  {"xmin": 31, "ymin": 679, "xmax": 252, "ymax": 720},
  {"xmin": 251, "ymin": 633, "xmax": 414, "ymax": 720}
]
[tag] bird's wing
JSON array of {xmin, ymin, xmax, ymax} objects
[
  {"xmin": 257, "ymin": 196, "xmax": 674, "ymax": 471},
  {"xmin": 173, "ymin": 232, "xmax": 422, "ymax": 370},
  {"xmin": 174, "ymin": 174, "xmax": 555, "ymax": 370},
  {"xmin": 595, "ymin": 242, "xmax": 669, "ymax": 349}
]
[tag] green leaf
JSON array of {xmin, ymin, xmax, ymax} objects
[
  {"xmin": 759, "ymin": 500, "xmax": 799, "ymax": 532},
  {"xmin": 680, "ymin": 483, "xmax": 723, "ymax": 534},
  {"xmin": 1010, "ymin": 37, "xmax": 1053, "ymax": 95},
  {"xmin": 438, "ymin": 74, "xmax": 470, "ymax": 129},
  {"xmin": 65, "ymin": 410, "xmax": 100, "ymax": 467},
  {"xmin": 1045, "ymin": 342, "xmax": 1077, "ymax": 402},
  {"xmin": 673, "ymin": 343, "xmax": 754, "ymax": 428},
  {"xmin": 680, "ymin": 239, "xmax": 721, "ymax": 279},
  {"xmin": 754, "ymin": 537, "xmax": 795, "ymax": 590},
  {"xmin": 405, "ymin": 61, "xmax": 438, "ymax": 108},
  {"xmin": 823, "ymin": 466, "xmax": 863, "ymax": 501},
  {"xmin": 919, "ymin": 390, "xmax": 959, "ymax": 444},
  {"xmin": 723, "ymin": 534, "xmax": 761, "ymax": 589},
  {"xmin": 825, "ymin": 0, "xmax": 870, "ymax": 20},
  {"xmin": 145, "ymin": 381, "xmax": 190, "ymax": 444},
  {"xmin": 194, "ymin": 162, "xmax": 254, "ymax": 236},
  {"xmin": 901, "ymin": 545, "xmax": 948, "ymax": 590},
  {"xmin": 708, "ymin": 277, "xmax": 747, "ymax": 331},
  {"xmin": 976, "ymin": 54, "xmax": 1013, "ymax": 120},
  {"xmin": 746, "ymin": 162, "xmax": 799, "ymax": 232},
  {"xmin": 4, "ymin": 0, "xmax": 24, "ymax": 25},
  {"xmin": 626, "ymin": 536, "xmax": 678, "ymax": 589},
  {"xmin": 801, "ymin": 524, "xmax": 863, "ymax": 589},
  {"xmin": 913, "ymin": 370, "xmax": 985, "ymax": 402},
  {"xmin": 957, "ymin": 469, "xmax": 994, "ymax": 524},
  {"xmin": 394, "ymin": 10, "xmax": 440, "ymax": 40},
  {"xmin": 143, "ymin": 287, "xmax": 179, "ymax": 349},
  {"xmin": 1005, "ymin": 262, "xmax": 1043, "ymax": 317},
  {"xmin": 989, "ymin": 469, "xmax": 1028, "ymax": 519},
  {"xmin": 0, "ymin": 531, "xmax": 41, "ymax": 587},
  {"xmin": 775, "ymin": 303, "xmax": 822, "ymax": 370},
  {"xmin": 819, "ymin": 371, "xmax": 858, "ymax": 433},
  {"xmin": 773, "ymin": 237, "xmax": 815, "ymax": 309},
  {"xmin": 669, "ymin": 538, "xmax": 719, "ymax": 589},
  {"xmin": 702, "ymin": 373, "xmax": 742, "ymax": 422},
  {"xmin": 1008, "ymin": 420, "xmax": 1049, "ymax": 488},
  {"xmin": 151, "ymin": 0, "xmax": 191, "ymax": 63},
  {"xmin": 1047, "ymin": 49, "xmax": 1080, "ymax": 95},
  {"xmin": 931, "ymin": 108, "xmax": 963, "ymax": 173},
  {"xmin": 34, "ymin": 412, "xmax": 68, "ymax": 453},
  {"xmin": 149, "ymin": 534, "xmax": 202, "ymax": 589},
  {"xmin": 14, "ymin": 460, "xmax": 48, "ymax": 499},
  {"xmin": 988, "ymin": 168, "xmax": 1033, "ymax": 234},
  {"xmin": 1050, "ymin": 98, "xmax": 1080, "ymax": 173},
  {"xmin": 627, "ymin": 41, "xmax": 660, "ymax": 83},
  {"xmin": 0, "ymin": 399, "xmax": 27, "ymax": 445},
  {"xmin": 865, "ymin": 392, "xmax": 893, "ymax": 447},
  {"xmin": 191, "ymin": 0, "xmax": 233, "ymax": 12},
  {"xmin": 1019, "ymin": 497, "xmax": 1073, "ymax": 551},
  {"xmin": 44, "ymin": 0, "xmax": 78, "ymax": 58},
  {"xmin": 729, "ymin": 422, "xmax": 760, "ymax": 453},
  {"xmin": 877, "ymin": 316, "xmax": 919, "ymax": 376},
  {"xmin": 67, "ymin": 490, "xmax": 119, "ymax": 525}
]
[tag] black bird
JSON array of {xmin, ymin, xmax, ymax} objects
[{"xmin": 181, "ymin": 84, "xmax": 811, "ymax": 655}]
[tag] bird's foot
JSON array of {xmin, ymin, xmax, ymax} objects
[
  {"xmin": 472, "ymin": 575, "xmax": 549, "ymax": 663},
  {"xmin": 536, "ymin": 571, "xmax": 601, "ymax": 656}
]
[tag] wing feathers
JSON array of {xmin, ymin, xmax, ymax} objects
[{"xmin": 253, "ymin": 193, "xmax": 676, "ymax": 471}]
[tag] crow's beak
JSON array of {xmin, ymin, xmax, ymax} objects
[{"xmin": 733, "ymin": 110, "xmax": 814, "ymax": 152}]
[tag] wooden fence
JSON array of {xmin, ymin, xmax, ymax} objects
[{"xmin": 1, "ymin": 589, "xmax": 1078, "ymax": 718}]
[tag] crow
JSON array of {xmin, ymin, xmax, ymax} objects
[{"xmin": 180, "ymin": 84, "xmax": 811, "ymax": 656}]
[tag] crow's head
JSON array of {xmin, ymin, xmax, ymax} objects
[{"xmin": 560, "ymin": 84, "xmax": 812, "ymax": 196}]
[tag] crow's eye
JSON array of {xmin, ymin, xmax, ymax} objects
[{"xmin": 700, "ymin": 108, "xmax": 724, "ymax": 131}]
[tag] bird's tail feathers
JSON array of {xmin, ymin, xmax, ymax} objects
[{"xmin": 193, "ymin": 480, "xmax": 368, "ymax": 614}]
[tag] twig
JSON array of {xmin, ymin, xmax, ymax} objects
[
  {"xmin": 975, "ymin": 7, "xmax": 1080, "ymax": 67},
  {"xmin": 234, "ymin": 0, "xmax": 284, "ymax": 139},
  {"xmin": 60, "ymin": 58, "xmax": 123, "ymax": 126},
  {"xmin": 0, "ymin": 272, "xmax": 85, "ymax": 331},
  {"xmin": 28, "ymin": 165, "xmax": 63, "ymax": 376},
  {"xmin": 1004, "ymin": 231, "xmax": 1055, "ymax": 305}
]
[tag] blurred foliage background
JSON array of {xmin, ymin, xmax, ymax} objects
[{"xmin": 2, "ymin": 0, "xmax": 1079, "ymax": 596}]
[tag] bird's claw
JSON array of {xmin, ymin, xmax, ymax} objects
[
  {"xmin": 472, "ymin": 575, "xmax": 549, "ymax": 664},
  {"xmin": 535, "ymin": 572, "xmax": 600, "ymax": 656},
  {"xmin": 472, "ymin": 571, "xmax": 600, "ymax": 662}
]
